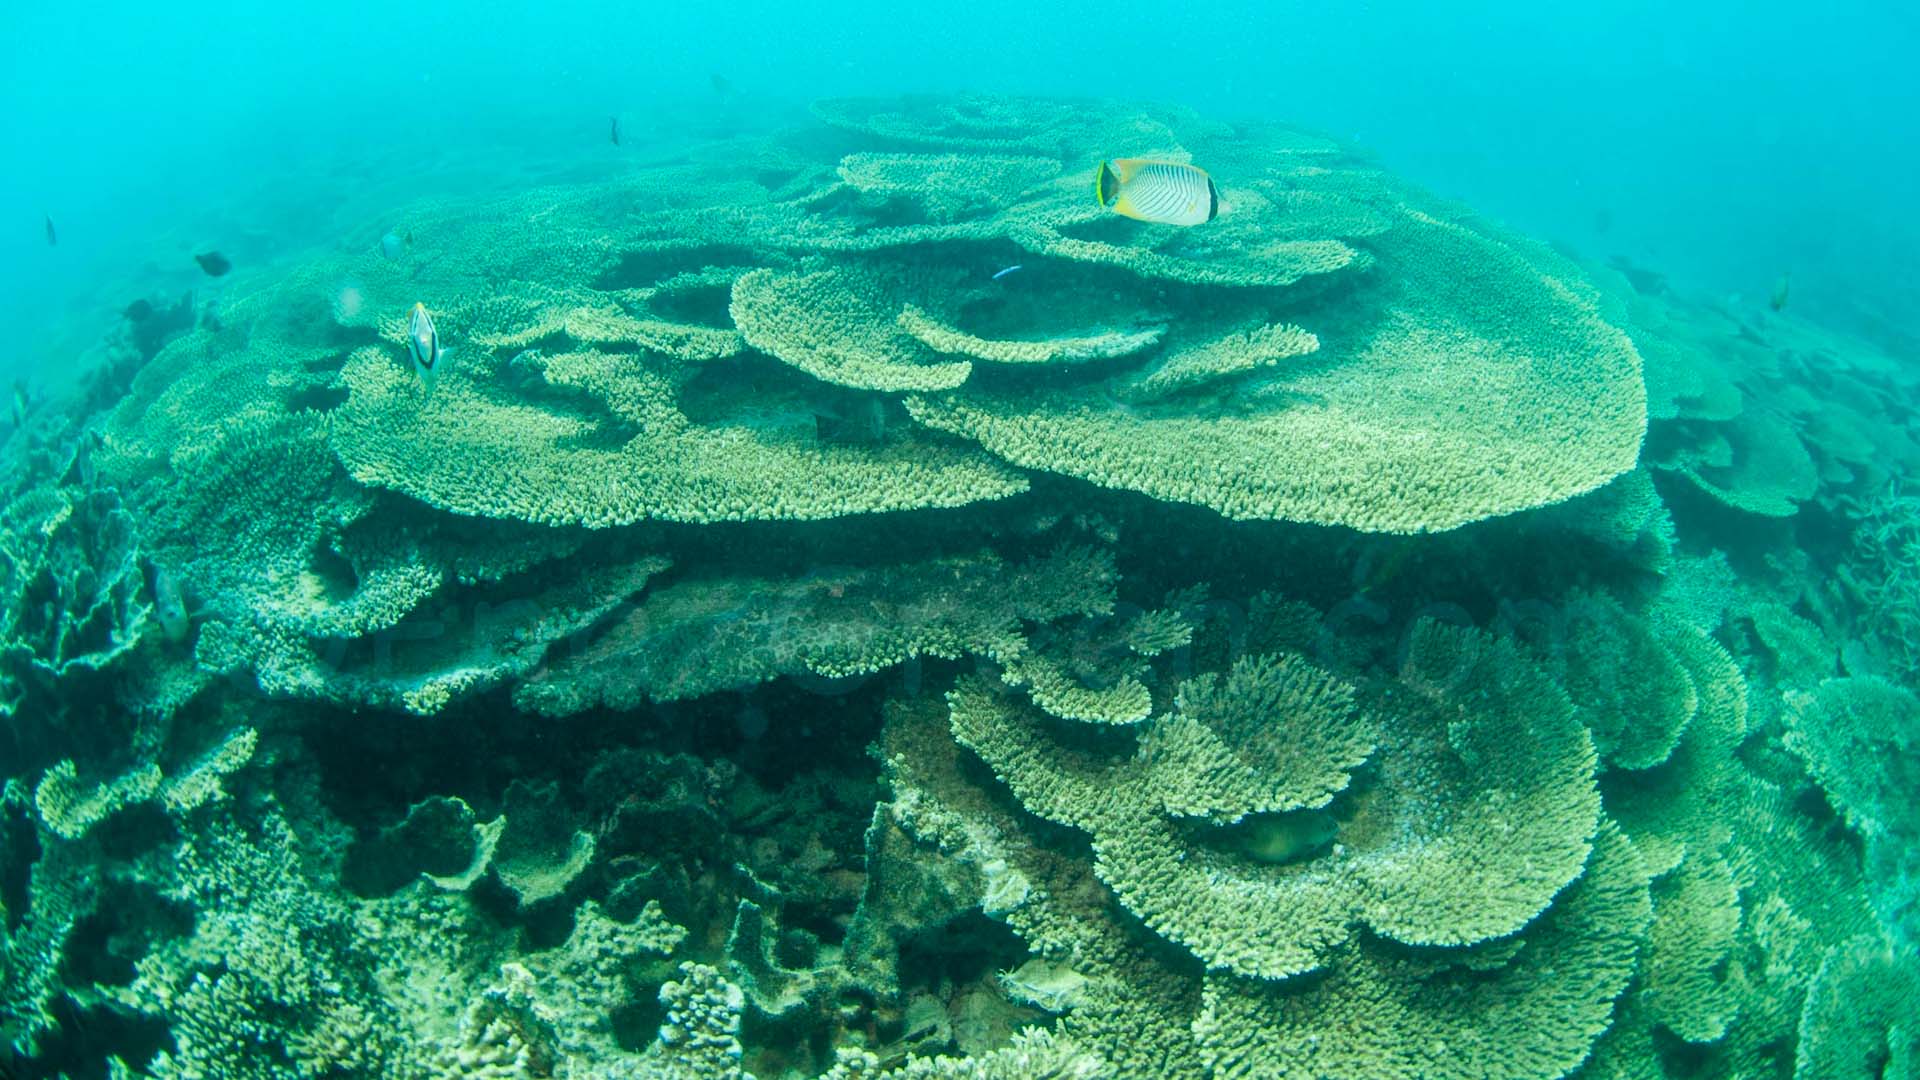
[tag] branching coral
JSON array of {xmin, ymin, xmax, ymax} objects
[
  {"xmin": 897, "ymin": 304, "xmax": 1166, "ymax": 367},
  {"xmin": 1192, "ymin": 823, "xmax": 1651, "ymax": 1080},
  {"xmin": 1842, "ymin": 485, "xmax": 1920, "ymax": 675},
  {"xmin": 836, "ymin": 153, "xmax": 1062, "ymax": 223}
]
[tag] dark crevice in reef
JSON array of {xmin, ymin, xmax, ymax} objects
[
  {"xmin": 60, "ymin": 877, "xmax": 195, "ymax": 988},
  {"xmin": 306, "ymin": 541, "xmax": 361, "ymax": 604},
  {"xmin": 0, "ymin": 797, "xmax": 36, "ymax": 934},
  {"xmin": 284, "ymin": 381, "xmax": 349, "ymax": 413},
  {"xmin": 643, "ymin": 281, "xmax": 736, "ymax": 328},
  {"xmin": 9, "ymin": 994, "xmax": 174, "ymax": 1080},
  {"xmin": 594, "ymin": 245, "xmax": 761, "ymax": 292},
  {"xmin": 896, "ymin": 911, "xmax": 1029, "ymax": 993}
]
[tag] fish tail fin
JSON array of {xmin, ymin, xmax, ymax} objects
[{"xmin": 1095, "ymin": 161, "xmax": 1119, "ymax": 207}]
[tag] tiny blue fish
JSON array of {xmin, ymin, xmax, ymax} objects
[{"xmin": 991, "ymin": 265, "xmax": 1023, "ymax": 281}]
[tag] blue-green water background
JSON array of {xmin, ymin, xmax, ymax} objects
[{"xmin": 3, "ymin": 0, "xmax": 1916, "ymax": 385}]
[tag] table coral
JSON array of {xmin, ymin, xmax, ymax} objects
[
  {"xmin": 950, "ymin": 619, "xmax": 1599, "ymax": 980},
  {"xmin": 517, "ymin": 546, "xmax": 1116, "ymax": 713}
]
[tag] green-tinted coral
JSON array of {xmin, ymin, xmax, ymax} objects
[
  {"xmin": 733, "ymin": 266, "xmax": 973, "ymax": 392},
  {"xmin": 0, "ymin": 480, "xmax": 151, "ymax": 712},
  {"xmin": 1193, "ymin": 823, "xmax": 1651, "ymax": 1080},
  {"xmin": 518, "ymin": 545, "xmax": 1116, "ymax": 713},
  {"xmin": 897, "ymin": 304, "xmax": 1166, "ymax": 367},
  {"xmin": 1795, "ymin": 936, "xmax": 1920, "ymax": 1080},
  {"xmin": 9, "ymin": 91, "xmax": 1910, "ymax": 1080},
  {"xmin": 1508, "ymin": 592, "xmax": 1698, "ymax": 769},
  {"xmin": 950, "ymin": 620, "xmax": 1599, "ymax": 979},
  {"xmin": 835, "ymin": 152, "xmax": 1061, "ymax": 222},
  {"xmin": 1117, "ymin": 320, "xmax": 1319, "ymax": 402},
  {"xmin": 1783, "ymin": 677, "xmax": 1917, "ymax": 841},
  {"xmin": 912, "ymin": 209, "xmax": 1645, "ymax": 533},
  {"xmin": 333, "ymin": 344, "xmax": 1024, "ymax": 525}
]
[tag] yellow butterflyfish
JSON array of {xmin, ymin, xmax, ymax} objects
[{"xmin": 1094, "ymin": 158, "xmax": 1218, "ymax": 226}]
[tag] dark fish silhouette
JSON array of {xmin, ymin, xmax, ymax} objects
[
  {"xmin": 610, "ymin": 116, "xmax": 620, "ymax": 146},
  {"xmin": 1607, "ymin": 255, "xmax": 1668, "ymax": 297},
  {"xmin": 194, "ymin": 251, "xmax": 232, "ymax": 277},
  {"xmin": 44, "ymin": 215, "xmax": 55, "ymax": 246},
  {"xmin": 1771, "ymin": 272, "xmax": 1791, "ymax": 312},
  {"xmin": 124, "ymin": 299, "xmax": 154, "ymax": 322}
]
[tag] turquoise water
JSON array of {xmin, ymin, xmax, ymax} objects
[{"xmin": 2, "ymin": 4, "xmax": 1916, "ymax": 1078}]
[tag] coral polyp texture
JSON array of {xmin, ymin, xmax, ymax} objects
[{"xmin": 1, "ymin": 94, "xmax": 1911, "ymax": 1080}]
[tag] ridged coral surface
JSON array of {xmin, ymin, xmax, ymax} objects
[{"xmin": 0, "ymin": 95, "xmax": 1910, "ymax": 1080}]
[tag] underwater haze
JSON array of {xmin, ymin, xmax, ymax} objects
[
  {"xmin": 3, "ymin": 1, "xmax": 1918, "ymax": 1078},
  {"xmin": 6, "ymin": 1, "xmax": 1919, "ymax": 376}
]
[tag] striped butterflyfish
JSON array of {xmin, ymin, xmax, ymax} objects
[
  {"xmin": 1094, "ymin": 159, "xmax": 1218, "ymax": 226},
  {"xmin": 406, "ymin": 302, "xmax": 446, "ymax": 391}
]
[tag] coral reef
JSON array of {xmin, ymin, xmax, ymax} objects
[{"xmin": 1, "ymin": 93, "xmax": 1912, "ymax": 1080}]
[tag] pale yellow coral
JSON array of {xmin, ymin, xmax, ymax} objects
[
  {"xmin": 911, "ymin": 210, "xmax": 1646, "ymax": 533},
  {"xmin": 732, "ymin": 266, "xmax": 972, "ymax": 392},
  {"xmin": 331, "ymin": 346, "xmax": 1025, "ymax": 526}
]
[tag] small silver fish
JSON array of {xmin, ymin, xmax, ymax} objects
[
  {"xmin": 152, "ymin": 565, "xmax": 192, "ymax": 644},
  {"xmin": 407, "ymin": 302, "xmax": 447, "ymax": 391},
  {"xmin": 991, "ymin": 264, "xmax": 1024, "ymax": 281}
]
